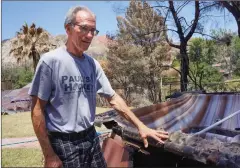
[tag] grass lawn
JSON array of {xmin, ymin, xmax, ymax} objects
[
  {"xmin": 2, "ymin": 107, "xmax": 112, "ymax": 138},
  {"xmin": 1, "ymin": 107, "xmax": 112, "ymax": 167},
  {"xmin": 2, "ymin": 148, "xmax": 43, "ymax": 167},
  {"xmin": 2, "ymin": 112, "xmax": 35, "ymax": 138}
]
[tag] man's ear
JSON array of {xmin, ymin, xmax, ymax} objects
[{"xmin": 65, "ymin": 24, "xmax": 72, "ymax": 35}]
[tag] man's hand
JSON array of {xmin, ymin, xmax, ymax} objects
[
  {"xmin": 44, "ymin": 154, "xmax": 63, "ymax": 168},
  {"xmin": 107, "ymin": 93, "xmax": 169, "ymax": 148},
  {"xmin": 138, "ymin": 125, "xmax": 169, "ymax": 148},
  {"xmin": 31, "ymin": 97, "xmax": 63, "ymax": 168}
]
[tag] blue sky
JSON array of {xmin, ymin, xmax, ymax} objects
[
  {"xmin": 2, "ymin": 1, "xmax": 238, "ymax": 41},
  {"xmin": 2, "ymin": 1, "xmax": 128, "ymax": 40}
]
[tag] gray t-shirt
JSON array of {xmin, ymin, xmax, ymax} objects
[{"xmin": 28, "ymin": 46, "xmax": 115, "ymax": 133}]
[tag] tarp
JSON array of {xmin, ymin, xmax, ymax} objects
[{"xmin": 1, "ymin": 83, "xmax": 32, "ymax": 113}]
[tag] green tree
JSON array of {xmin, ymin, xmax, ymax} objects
[
  {"xmin": 189, "ymin": 62, "xmax": 222, "ymax": 91},
  {"xmin": 107, "ymin": 0, "xmax": 171, "ymax": 103},
  {"xmin": 188, "ymin": 38, "xmax": 223, "ymax": 90},
  {"xmin": 230, "ymin": 36, "xmax": 240, "ymax": 76},
  {"xmin": 13, "ymin": 68, "xmax": 34, "ymax": 89},
  {"xmin": 10, "ymin": 23, "xmax": 56, "ymax": 72},
  {"xmin": 211, "ymin": 30, "xmax": 240, "ymax": 78},
  {"xmin": 188, "ymin": 38, "xmax": 216, "ymax": 64},
  {"xmin": 117, "ymin": 0, "xmax": 166, "ymax": 52},
  {"xmin": 106, "ymin": 42, "xmax": 145, "ymax": 105},
  {"xmin": 1, "ymin": 64, "xmax": 33, "ymax": 89}
]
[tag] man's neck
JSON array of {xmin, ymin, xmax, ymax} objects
[{"xmin": 65, "ymin": 41, "xmax": 84, "ymax": 58}]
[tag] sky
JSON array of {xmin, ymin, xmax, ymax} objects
[
  {"xmin": 2, "ymin": 1, "xmax": 238, "ymax": 41},
  {"xmin": 2, "ymin": 1, "xmax": 128, "ymax": 40}
]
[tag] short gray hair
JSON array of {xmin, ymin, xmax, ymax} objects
[{"xmin": 64, "ymin": 6, "xmax": 96, "ymax": 27}]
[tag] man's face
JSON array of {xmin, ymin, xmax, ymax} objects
[{"xmin": 66, "ymin": 10, "xmax": 97, "ymax": 53}]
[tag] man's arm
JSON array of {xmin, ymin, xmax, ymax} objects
[
  {"xmin": 106, "ymin": 93, "xmax": 169, "ymax": 148},
  {"xmin": 31, "ymin": 96, "xmax": 62, "ymax": 168}
]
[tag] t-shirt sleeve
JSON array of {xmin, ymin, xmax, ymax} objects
[
  {"xmin": 95, "ymin": 60, "xmax": 115, "ymax": 98},
  {"xmin": 28, "ymin": 59, "xmax": 52, "ymax": 101}
]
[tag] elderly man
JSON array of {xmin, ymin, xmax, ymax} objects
[{"xmin": 29, "ymin": 6, "xmax": 169, "ymax": 168}]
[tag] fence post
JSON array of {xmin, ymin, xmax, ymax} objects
[{"xmin": 169, "ymin": 84, "xmax": 172, "ymax": 95}]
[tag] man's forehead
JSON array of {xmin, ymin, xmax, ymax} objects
[{"xmin": 75, "ymin": 11, "xmax": 96, "ymax": 25}]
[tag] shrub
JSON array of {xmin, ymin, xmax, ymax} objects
[
  {"xmin": 13, "ymin": 68, "xmax": 34, "ymax": 89},
  {"xmin": 2, "ymin": 64, "xmax": 33, "ymax": 89}
]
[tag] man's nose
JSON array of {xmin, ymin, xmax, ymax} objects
[{"xmin": 86, "ymin": 31, "xmax": 94, "ymax": 39}]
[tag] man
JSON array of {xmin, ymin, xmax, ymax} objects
[{"xmin": 29, "ymin": 6, "xmax": 169, "ymax": 168}]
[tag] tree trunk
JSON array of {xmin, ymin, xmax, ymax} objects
[
  {"xmin": 180, "ymin": 44, "xmax": 189, "ymax": 92},
  {"xmin": 158, "ymin": 77, "xmax": 162, "ymax": 102},
  {"xmin": 220, "ymin": 2, "xmax": 240, "ymax": 37},
  {"xmin": 32, "ymin": 52, "xmax": 37, "ymax": 72},
  {"xmin": 231, "ymin": 13, "xmax": 240, "ymax": 38},
  {"xmin": 237, "ymin": 19, "xmax": 240, "ymax": 38},
  {"xmin": 31, "ymin": 45, "xmax": 39, "ymax": 72},
  {"xmin": 167, "ymin": 1, "xmax": 199, "ymax": 92}
]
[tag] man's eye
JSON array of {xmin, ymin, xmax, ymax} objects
[{"xmin": 81, "ymin": 26, "xmax": 88, "ymax": 31}]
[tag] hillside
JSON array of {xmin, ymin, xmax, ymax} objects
[{"xmin": 1, "ymin": 35, "xmax": 109, "ymax": 66}]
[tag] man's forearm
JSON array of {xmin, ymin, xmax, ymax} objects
[
  {"xmin": 107, "ymin": 93, "xmax": 169, "ymax": 148},
  {"xmin": 107, "ymin": 93, "xmax": 146, "ymax": 130},
  {"xmin": 31, "ymin": 103, "xmax": 55, "ymax": 157}
]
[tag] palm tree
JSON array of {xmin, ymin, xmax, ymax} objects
[{"xmin": 10, "ymin": 23, "xmax": 56, "ymax": 72}]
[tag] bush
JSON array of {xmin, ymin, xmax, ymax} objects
[
  {"xmin": 13, "ymin": 68, "xmax": 34, "ymax": 89},
  {"xmin": 2, "ymin": 64, "xmax": 33, "ymax": 89}
]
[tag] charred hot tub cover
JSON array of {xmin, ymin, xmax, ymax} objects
[{"xmin": 96, "ymin": 93, "xmax": 240, "ymax": 167}]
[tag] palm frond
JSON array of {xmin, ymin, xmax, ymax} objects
[
  {"xmin": 11, "ymin": 22, "xmax": 53, "ymax": 71},
  {"xmin": 30, "ymin": 23, "xmax": 36, "ymax": 29},
  {"xmin": 17, "ymin": 57, "xmax": 22, "ymax": 63},
  {"xmin": 29, "ymin": 27, "xmax": 35, "ymax": 37},
  {"xmin": 22, "ymin": 23, "xmax": 28, "ymax": 34},
  {"xmin": 36, "ymin": 27, "xmax": 43, "ymax": 35}
]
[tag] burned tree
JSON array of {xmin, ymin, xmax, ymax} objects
[
  {"xmin": 219, "ymin": 1, "xmax": 240, "ymax": 37},
  {"xmin": 153, "ymin": 1, "xmax": 201, "ymax": 91},
  {"xmin": 148, "ymin": 1, "xmax": 218, "ymax": 91}
]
